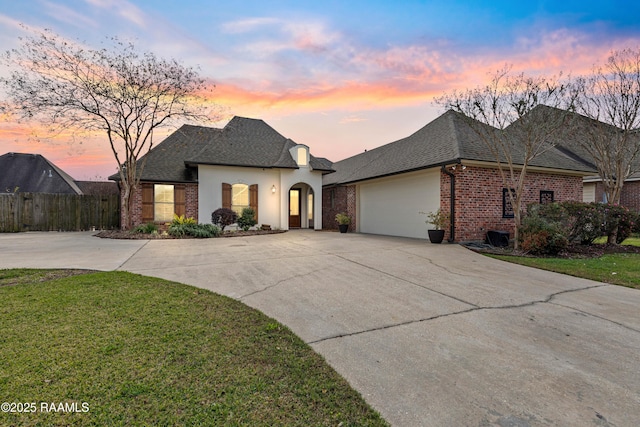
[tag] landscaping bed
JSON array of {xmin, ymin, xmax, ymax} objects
[
  {"xmin": 468, "ymin": 241, "xmax": 640, "ymax": 259},
  {"xmin": 95, "ymin": 229, "xmax": 287, "ymax": 239}
]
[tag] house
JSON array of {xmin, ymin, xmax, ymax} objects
[
  {"xmin": 75, "ymin": 180, "xmax": 119, "ymax": 196},
  {"xmin": 0, "ymin": 152, "xmax": 119, "ymax": 196},
  {"xmin": 583, "ymin": 172, "xmax": 640, "ymax": 211},
  {"xmin": 0, "ymin": 152, "xmax": 84, "ymax": 194},
  {"xmin": 114, "ymin": 116, "xmax": 334, "ymax": 229},
  {"xmin": 322, "ymin": 110, "xmax": 597, "ymax": 242}
]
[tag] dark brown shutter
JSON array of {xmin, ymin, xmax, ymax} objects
[
  {"xmin": 175, "ymin": 185, "xmax": 186, "ymax": 217},
  {"xmin": 222, "ymin": 183, "xmax": 232, "ymax": 209},
  {"xmin": 249, "ymin": 184, "xmax": 258, "ymax": 221},
  {"xmin": 142, "ymin": 183, "xmax": 154, "ymax": 223}
]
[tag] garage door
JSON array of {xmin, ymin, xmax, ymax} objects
[{"xmin": 358, "ymin": 169, "xmax": 440, "ymax": 239}]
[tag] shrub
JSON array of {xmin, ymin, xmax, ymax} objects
[
  {"xmin": 519, "ymin": 205, "xmax": 568, "ymax": 255},
  {"xmin": 335, "ymin": 213, "xmax": 351, "ymax": 225},
  {"xmin": 171, "ymin": 214, "xmax": 197, "ymax": 226},
  {"xmin": 561, "ymin": 201, "xmax": 605, "ymax": 244},
  {"xmin": 237, "ymin": 207, "xmax": 257, "ymax": 231},
  {"xmin": 603, "ymin": 204, "xmax": 637, "ymax": 244},
  {"xmin": 133, "ymin": 222, "xmax": 158, "ymax": 234},
  {"xmin": 168, "ymin": 223, "xmax": 221, "ymax": 238},
  {"xmin": 212, "ymin": 208, "xmax": 237, "ymax": 231}
]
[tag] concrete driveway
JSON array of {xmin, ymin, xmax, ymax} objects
[{"xmin": 1, "ymin": 231, "xmax": 639, "ymax": 426}]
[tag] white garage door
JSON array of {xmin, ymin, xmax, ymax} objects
[{"xmin": 358, "ymin": 169, "xmax": 441, "ymax": 239}]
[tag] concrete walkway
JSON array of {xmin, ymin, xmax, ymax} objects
[{"xmin": 1, "ymin": 231, "xmax": 639, "ymax": 426}]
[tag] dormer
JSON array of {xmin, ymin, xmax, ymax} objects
[{"xmin": 290, "ymin": 144, "xmax": 309, "ymax": 167}]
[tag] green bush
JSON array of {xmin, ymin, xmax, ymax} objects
[
  {"xmin": 237, "ymin": 207, "xmax": 257, "ymax": 231},
  {"xmin": 133, "ymin": 223, "xmax": 158, "ymax": 234},
  {"xmin": 519, "ymin": 208, "xmax": 568, "ymax": 255},
  {"xmin": 521, "ymin": 201, "xmax": 637, "ymax": 248},
  {"xmin": 603, "ymin": 204, "xmax": 637, "ymax": 244},
  {"xmin": 561, "ymin": 201, "xmax": 605, "ymax": 244},
  {"xmin": 168, "ymin": 223, "xmax": 221, "ymax": 238}
]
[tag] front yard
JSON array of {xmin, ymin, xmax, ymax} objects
[
  {"xmin": 489, "ymin": 238, "xmax": 640, "ymax": 289},
  {"xmin": 0, "ymin": 269, "xmax": 387, "ymax": 426}
]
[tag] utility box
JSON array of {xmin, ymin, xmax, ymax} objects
[{"xmin": 487, "ymin": 230, "xmax": 509, "ymax": 247}]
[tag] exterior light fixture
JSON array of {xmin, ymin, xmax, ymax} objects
[
  {"xmin": 271, "ymin": 185, "xmax": 276, "ymax": 193},
  {"xmin": 451, "ymin": 165, "xmax": 456, "ymax": 171}
]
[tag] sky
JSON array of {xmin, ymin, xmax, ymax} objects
[{"xmin": 0, "ymin": 0, "xmax": 639, "ymax": 180}]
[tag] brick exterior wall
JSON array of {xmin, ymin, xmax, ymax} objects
[
  {"xmin": 594, "ymin": 181, "xmax": 640, "ymax": 212},
  {"xmin": 441, "ymin": 166, "xmax": 584, "ymax": 242},
  {"xmin": 184, "ymin": 184, "xmax": 199, "ymax": 219},
  {"xmin": 322, "ymin": 185, "xmax": 357, "ymax": 231},
  {"xmin": 122, "ymin": 182, "xmax": 199, "ymax": 227},
  {"xmin": 620, "ymin": 181, "xmax": 640, "ymax": 212}
]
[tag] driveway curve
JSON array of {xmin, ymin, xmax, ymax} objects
[{"xmin": 1, "ymin": 230, "xmax": 639, "ymax": 426}]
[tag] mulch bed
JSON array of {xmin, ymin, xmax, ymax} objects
[
  {"xmin": 95, "ymin": 229, "xmax": 287, "ymax": 240},
  {"xmin": 466, "ymin": 242, "xmax": 640, "ymax": 259}
]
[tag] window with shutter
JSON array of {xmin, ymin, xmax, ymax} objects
[
  {"xmin": 249, "ymin": 184, "xmax": 258, "ymax": 221},
  {"xmin": 222, "ymin": 183, "xmax": 232, "ymax": 209},
  {"xmin": 175, "ymin": 185, "xmax": 186, "ymax": 217},
  {"xmin": 142, "ymin": 184, "xmax": 154, "ymax": 223}
]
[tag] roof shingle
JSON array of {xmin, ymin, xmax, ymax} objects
[
  {"xmin": 324, "ymin": 109, "xmax": 598, "ymax": 186},
  {"xmin": 114, "ymin": 116, "xmax": 333, "ymax": 182}
]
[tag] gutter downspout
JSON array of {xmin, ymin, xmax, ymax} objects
[{"xmin": 441, "ymin": 165, "xmax": 455, "ymax": 242}]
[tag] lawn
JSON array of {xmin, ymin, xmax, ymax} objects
[{"xmin": 0, "ymin": 269, "xmax": 387, "ymax": 426}]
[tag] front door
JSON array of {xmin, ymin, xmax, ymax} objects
[{"xmin": 289, "ymin": 189, "xmax": 301, "ymax": 228}]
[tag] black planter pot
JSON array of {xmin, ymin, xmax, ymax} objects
[
  {"xmin": 428, "ymin": 229, "xmax": 445, "ymax": 244},
  {"xmin": 338, "ymin": 224, "xmax": 349, "ymax": 233}
]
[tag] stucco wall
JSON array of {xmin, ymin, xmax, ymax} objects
[
  {"xmin": 198, "ymin": 165, "xmax": 281, "ymax": 227},
  {"xmin": 198, "ymin": 164, "xmax": 324, "ymax": 229},
  {"xmin": 279, "ymin": 166, "xmax": 324, "ymax": 230}
]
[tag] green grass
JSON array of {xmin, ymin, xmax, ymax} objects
[
  {"xmin": 593, "ymin": 236, "xmax": 640, "ymax": 246},
  {"xmin": 0, "ymin": 269, "xmax": 387, "ymax": 426},
  {"xmin": 490, "ymin": 253, "xmax": 640, "ymax": 289}
]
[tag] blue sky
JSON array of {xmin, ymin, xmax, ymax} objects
[{"xmin": 1, "ymin": 0, "xmax": 638, "ymax": 179}]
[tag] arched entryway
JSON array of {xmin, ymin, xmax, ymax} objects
[{"xmin": 288, "ymin": 183, "xmax": 314, "ymax": 229}]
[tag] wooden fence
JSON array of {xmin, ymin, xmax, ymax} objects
[{"xmin": 0, "ymin": 193, "xmax": 120, "ymax": 232}]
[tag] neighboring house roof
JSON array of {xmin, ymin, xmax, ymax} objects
[
  {"xmin": 0, "ymin": 152, "xmax": 83, "ymax": 194},
  {"xmin": 112, "ymin": 116, "xmax": 334, "ymax": 182},
  {"xmin": 324, "ymin": 109, "xmax": 597, "ymax": 186},
  {"xmin": 74, "ymin": 181, "xmax": 120, "ymax": 195}
]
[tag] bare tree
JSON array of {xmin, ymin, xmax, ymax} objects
[
  {"xmin": 436, "ymin": 67, "xmax": 577, "ymax": 249},
  {"xmin": 574, "ymin": 48, "xmax": 640, "ymax": 210},
  {"xmin": 0, "ymin": 28, "xmax": 219, "ymax": 229}
]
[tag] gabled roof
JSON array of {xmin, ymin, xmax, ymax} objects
[
  {"xmin": 74, "ymin": 181, "xmax": 119, "ymax": 195},
  {"xmin": 114, "ymin": 116, "xmax": 333, "ymax": 182},
  {"xmin": 324, "ymin": 109, "xmax": 598, "ymax": 186},
  {"xmin": 0, "ymin": 152, "xmax": 83, "ymax": 194}
]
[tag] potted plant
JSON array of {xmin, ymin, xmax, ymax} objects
[
  {"xmin": 420, "ymin": 209, "xmax": 450, "ymax": 243},
  {"xmin": 335, "ymin": 212, "xmax": 351, "ymax": 233}
]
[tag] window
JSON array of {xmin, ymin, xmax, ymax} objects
[
  {"xmin": 296, "ymin": 146, "xmax": 308, "ymax": 166},
  {"xmin": 154, "ymin": 184, "xmax": 174, "ymax": 222},
  {"xmin": 232, "ymin": 183, "xmax": 249, "ymax": 216},
  {"xmin": 502, "ymin": 188, "xmax": 515, "ymax": 218},
  {"xmin": 223, "ymin": 183, "xmax": 258, "ymax": 221},
  {"xmin": 540, "ymin": 190, "xmax": 554, "ymax": 204}
]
